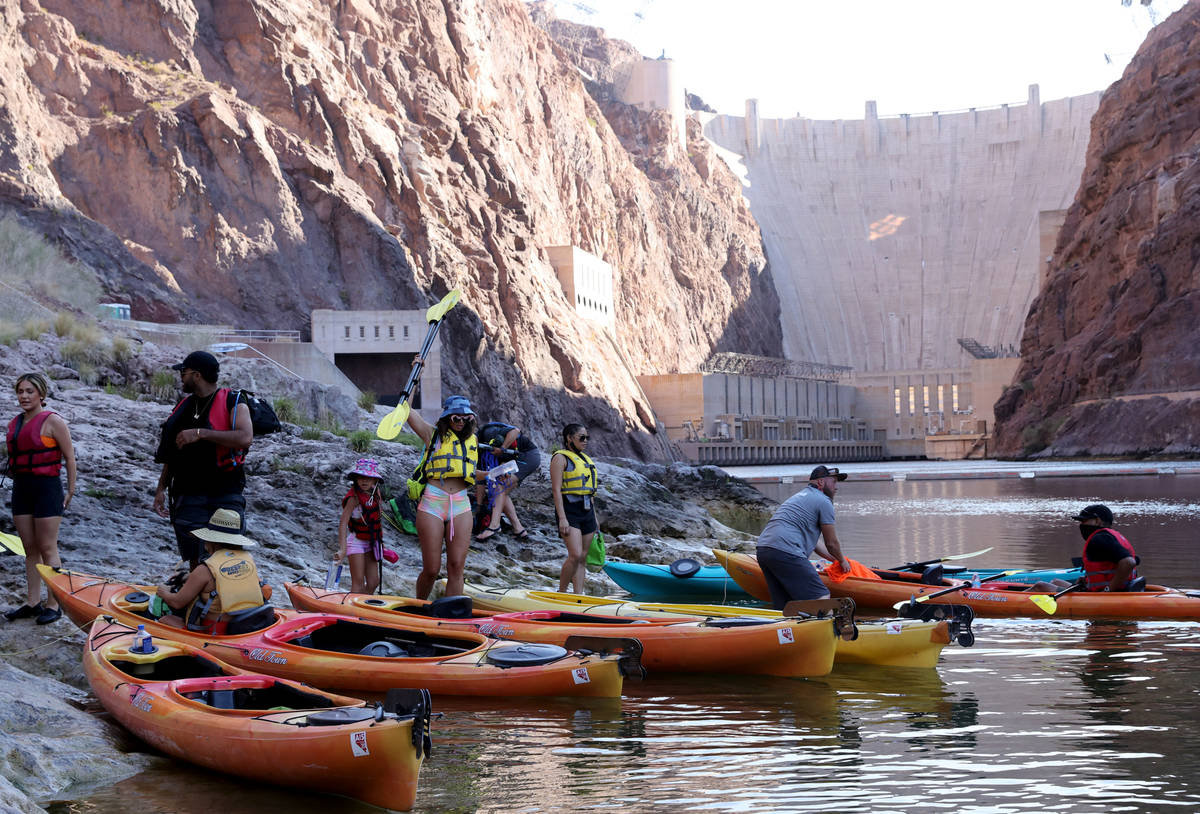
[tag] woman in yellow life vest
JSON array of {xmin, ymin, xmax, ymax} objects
[
  {"xmin": 154, "ymin": 508, "xmax": 269, "ymax": 634},
  {"xmin": 406, "ymin": 395, "xmax": 478, "ymax": 598},
  {"xmin": 550, "ymin": 423, "xmax": 597, "ymax": 594}
]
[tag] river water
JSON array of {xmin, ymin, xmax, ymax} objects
[{"xmin": 51, "ymin": 466, "xmax": 1200, "ymax": 814}]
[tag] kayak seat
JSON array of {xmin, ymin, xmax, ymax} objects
[
  {"xmin": 430, "ymin": 595, "xmax": 473, "ymax": 619},
  {"xmin": 920, "ymin": 565, "xmax": 944, "ymax": 585},
  {"xmin": 208, "ymin": 689, "xmax": 236, "ymax": 709},
  {"xmin": 223, "ymin": 604, "xmax": 276, "ymax": 635},
  {"xmin": 359, "ymin": 641, "xmax": 409, "ymax": 658}
]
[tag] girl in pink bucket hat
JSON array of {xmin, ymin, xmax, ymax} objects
[{"xmin": 335, "ymin": 458, "xmax": 394, "ymax": 593}]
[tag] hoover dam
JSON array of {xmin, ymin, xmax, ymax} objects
[{"xmin": 699, "ymin": 86, "xmax": 1100, "ymax": 454}]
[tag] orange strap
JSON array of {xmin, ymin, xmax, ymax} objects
[{"xmin": 824, "ymin": 558, "xmax": 882, "ymax": 582}]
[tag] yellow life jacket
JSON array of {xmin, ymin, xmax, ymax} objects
[
  {"xmin": 423, "ymin": 432, "xmax": 477, "ymax": 485},
  {"xmin": 186, "ymin": 549, "xmax": 265, "ymax": 629},
  {"xmin": 556, "ymin": 449, "xmax": 597, "ymax": 496}
]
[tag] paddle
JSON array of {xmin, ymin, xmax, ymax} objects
[
  {"xmin": 891, "ymin": 570, "xmax": 1022, "ymax": 610},
  {"xmin": 889, "ymin": 546, "xmax": 994, "ymax": 571},
  {"xmin": 1029, "ymin": 582, "xmax": 1084, "ymax": 615},
  {"xmin": 0, "ymin": 530, "xmax": 24, "ymax": 557},
  {"xmin": 376, "ymin": 289, "xmax": 462, "ymax": 440}
]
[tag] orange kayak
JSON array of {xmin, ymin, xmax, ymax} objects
[
  {"xmin": 84, "ymin": 616, "xmax": 427, "ymax": 810},
  {"xmin": 713, "ymin": 549, "xmax": 1200, "ymax": 620},
  {"xmin": 41, "ymin": 565, "xmax": 629, "ymax": 697},
  {"xmin": 285, "ymin": 583, "xmax": 836, "ymax": 678}
]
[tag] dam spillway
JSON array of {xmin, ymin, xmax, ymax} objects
[{"xmin": 702, "ymin": 86, "xmax": 1099, "ymax": 376}]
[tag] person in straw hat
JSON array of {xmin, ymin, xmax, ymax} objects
[{"xmin": 154, "ymin": 508, "xmax": 268, "ymax": 633}]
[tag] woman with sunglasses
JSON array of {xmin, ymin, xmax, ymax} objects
[
  {"xmin": 405, "ymin": 395, "xmax": 479, "ymax": 598},
  {"xmin": 550, "ymin": 424, "xmax": 598, "ymax": 594}
]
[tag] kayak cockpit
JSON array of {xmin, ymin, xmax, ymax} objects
[{"xmin": 283, "ymin": 618, "xmax": 480, "ymax": 658}]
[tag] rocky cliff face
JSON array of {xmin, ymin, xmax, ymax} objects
[
  {"xmin": 993, "ymin": 4, "xmax": 1200, "ymax": 458},
  {"xmin": 0, "ymin": 0, "xmax": 781, "ymax": 459}
]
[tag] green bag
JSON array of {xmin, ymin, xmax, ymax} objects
[
  {"xmin": 407, "ymin": 439, "xmax": 433, "ymax": 501},
  {"xmin": 585, "ymin": 531, "xmax": 606, "ymax": 572}
]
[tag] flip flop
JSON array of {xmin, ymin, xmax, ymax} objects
[
  {"xmin": 512, "ymin": 529, "xmax": 530, "ymax": 541},
  {"xmin": 474, "ymin": 526, "xmax": 502, "ymax": 542}
]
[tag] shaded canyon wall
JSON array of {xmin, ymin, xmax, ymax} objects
[{"xmin": 0, "ymin": 0, "xmax": 781, "ymax": 459}]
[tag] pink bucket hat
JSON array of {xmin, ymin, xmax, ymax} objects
[{"xmin": 347, "ymin": 458, "xmax": 384, "ymax": 481}]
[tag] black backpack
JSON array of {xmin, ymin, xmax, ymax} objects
[{"xmin": 235, "ymin": 390, "xmax": 282, "ymax": 435}]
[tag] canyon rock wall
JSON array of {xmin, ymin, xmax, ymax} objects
[
  {"xmin": 992, "ymin": 3, "xmax": 1200, "ymax": 458},
  {"xmin": 0, "ymin": 0, "xmax": 781, "ymax": 459}
]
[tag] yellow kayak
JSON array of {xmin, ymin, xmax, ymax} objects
[{"xmin": 455, "ymin": 582, "xmax": 968, "ymax": 669}]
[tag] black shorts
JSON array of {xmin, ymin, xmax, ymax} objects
[
  {"xmin": 11, "ymin": 475, "xmax": 64, "ymax": 518},
  {"xmin": 563, "ymin": 495, "xmax": 598, "ymax": 535},
  {"xmin": 170, "ymin": 492, "xmax": 246, "ymax": 562},
  {"xmin": 514, "ymin": 449, "xmax": 541, "ymax": 483}
]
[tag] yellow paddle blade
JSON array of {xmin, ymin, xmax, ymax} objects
[
  {"xmin": 0, "ymin": 530, "xmax": 25, "ymax": 557},
  {"xmin": 376, "ymin": 400, "xmax": 412, "ymax": 440},
  {"xmin": 1029, "ymin": 594, "xmax": 1058, "ymax": 614},
  {"xmin": 426, "ymin": 289, "xmax": 461, "ymax": 324}
]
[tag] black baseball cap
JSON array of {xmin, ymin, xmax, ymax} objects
[
  {"xmin": 171, "ymin": 350, "xmax": 220, "ymax": 383},
  {"xmin": 809, "ymin": 465, "xmax": 847, "ymax": 482},
  {"xmin": 1071, "ymin": 504, "xmax": 1113, "ymax": 525}
]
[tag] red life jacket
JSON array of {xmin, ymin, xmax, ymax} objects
[
  {"xmin": 5, "ymin": 411, "xmax": 62, "ymax": 477},
  {"xmin": 1081, "ymin": 528, "xmax": 1138, "ymax": 591},
  {"xmin": 167, "ymin": 388, "xmax": 246, "ymax": 471},
  {"xmin": 343, "ymin": 486, "xmax": 382, "ymax": 542}
]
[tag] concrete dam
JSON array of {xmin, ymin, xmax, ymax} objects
[{"xmin": 702, "ymin": 86, "xmax": 1098, "ymax": 375}]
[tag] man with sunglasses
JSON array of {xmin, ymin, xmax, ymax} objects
[{"xmin": 756, "ymin": 465, "xmax": 853, "ymax": 608}]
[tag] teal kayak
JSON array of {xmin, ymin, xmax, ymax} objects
[
  {"xmin": 603, "ymin": 561, "xmax": 755, "ymax": 601},
  {"xmin": 942, "ymin": 566, "xmax": 1084, "ymax": 585}
]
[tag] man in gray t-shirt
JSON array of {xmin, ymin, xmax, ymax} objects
[{"xmin": 756, "ymin": 465, "xmax": 852, "ymax": 607}]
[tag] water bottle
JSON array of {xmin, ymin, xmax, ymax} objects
[
  {"xmin": 971, "ymin": 573, "xmax": 982, "ymax": 589},
  {"xmin": 132, "ymin": 624, "xmax": 152, "ymax": 654},
  {"xmin": 489, "ymin": 460, "xmax": 518, "ymax": 480},
  {"xmin": 324, "ymin": 560, "xmax": 343, "ymax": 590}
]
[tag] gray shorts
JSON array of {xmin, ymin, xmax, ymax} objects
[{"xmin": 756, "ymin": 545, "xmax": 828, "ymax": 608}]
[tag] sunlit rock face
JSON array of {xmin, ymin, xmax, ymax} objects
[
  {"xmin": 0, "ymin": 0, "xmax": 781, "ymax": 459},
  {"xmin": 993, "ymin": 4, "xmax": 1200, "ymax": 458}
]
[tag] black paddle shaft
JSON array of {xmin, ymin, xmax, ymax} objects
[{"xmin": 398, "ymin": 316, "xmax": 449, "ymax": 401}]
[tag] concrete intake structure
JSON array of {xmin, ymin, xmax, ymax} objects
[{"xmin": 702, "ymin": 86, "xmax": 1098, "ymax": 376}]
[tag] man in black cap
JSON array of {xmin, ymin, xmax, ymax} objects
[
  {"xmin": 152, "ymin": 350, "xmax": 253, "ymax": 569},
  {"xmin": 1029, "ymin": 503, "xmax": 1140, "ymax": 593},
  {"xmin": 1073, "ymin": 504, "xmax": 1140, "ymax": 592},
  {"xmin": 755, "ymin": 464, "xmax": 853, "ymax": 608}
]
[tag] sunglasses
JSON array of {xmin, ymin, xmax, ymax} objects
[
  {"xmin": 576, "ymin": 434, "xmax": 589, "ymax": 441},
  {"xmin": 449, "ymin": 414, "xmax": 470, "ymax": 422}
]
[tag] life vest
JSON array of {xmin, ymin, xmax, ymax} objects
[
  {"xmin": 423, "ymin": 432, "xmax": 477, "ymax": 484},
  {"xmin": 167, "ymin": 388, "xmax": 246, "ymax": 471},
  {"xmin": 556, "ymin": 449, "xmax": 597, "ymax": 496},
  {"xmin": 1081, "ymin": 528, "xmax": 1139, "ymax": 591},
  {"xmin": 5, "ymin": 411, "xmax": 62, "ymax": 477},
  {"xmin": 344, "ymin": 486, "xmax": 382, "ymax": 542},
  {"xmin": 186, "ymin": 549, "xmax": 266, "ymax": 633}
]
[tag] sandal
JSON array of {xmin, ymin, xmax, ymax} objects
[
  {"xmin": 474, "ymin": 526, "xmax": 502, "ymax": 542},
  {"xmin": 512, "ymin": 529, "xmax": 531, "ymax": 541}
]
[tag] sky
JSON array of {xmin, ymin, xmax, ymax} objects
[{"xmin": 548, "ymin": 0, "xmax": 1189, "ymax": 119}]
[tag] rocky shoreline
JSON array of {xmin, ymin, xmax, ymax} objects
[{"xmin": 0, "ymin": 330, "xmax": 771, "ymax": 812}]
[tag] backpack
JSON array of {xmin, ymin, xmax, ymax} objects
[{"xmin": 235, "ymin": 390, "xmax": 282, "ymax": 435}]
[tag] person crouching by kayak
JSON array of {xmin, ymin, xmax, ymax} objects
[
  {"xmin": 550, "ymin": 424, "xmax": 597, "ymax": 594},
  {"xmin": 474, "ymin": 419, "xmax": 538, "ymax": 542},
  {"xmin": 1029, "ymin": 504, "xmax": 1140, "ymax": 593},
  {"xmin": 406, "ymin": 395, "xmax": 479, "ymax": 599},
  {"xmin": 756, "ymin": 465, "xmax": 853, "ymax": 609},
  {"xmin": 335, "ymin": 458, "xmax": 385, "ymax": 594},
  {"xmin": 153, "ymin": 508, "xmax": 270, "ymax": 634}
]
